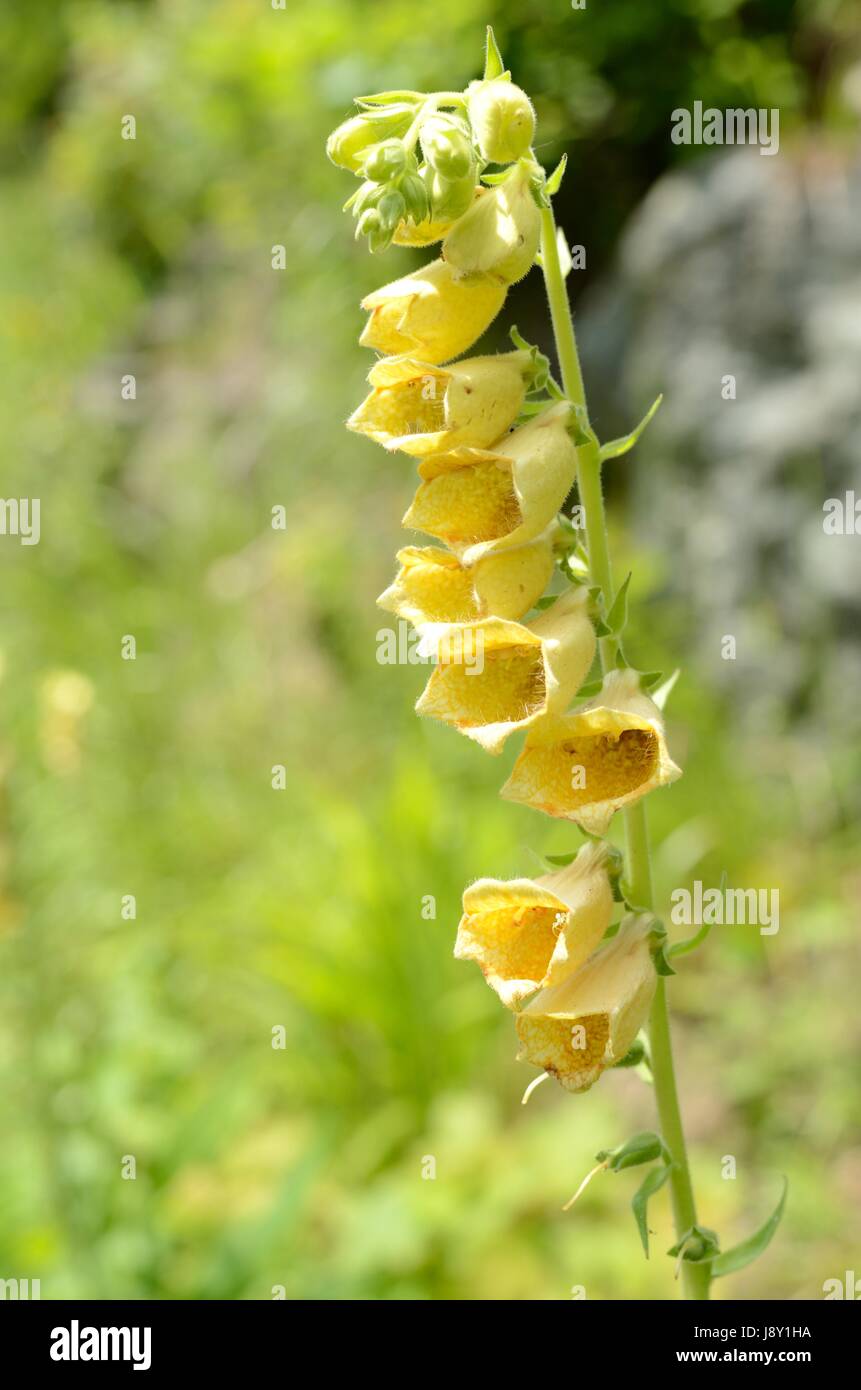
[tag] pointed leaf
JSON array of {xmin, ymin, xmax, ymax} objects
[
  {"xmin": 484, "ymin": 26, "xmax": 505, "ymax": 80},
  {"xmin": 632, "ymin": 1163, "xmax": 675, "ymax": 1258},
  {"xmin": 599, "ymin": 395, "xmax": 663, "ymax": 462},
  {"xmin": 544, "ymin": 154, "xmax": 567, "ymax": 197},
  {"xmin": 710, "ymin": 1179, "xmax": 788, "ymax": 1279},
  {"xmin": 604, "ymin": 573, "xmax": 632, "ymax": 637}
]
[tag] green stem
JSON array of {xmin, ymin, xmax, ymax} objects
[{"xmin": 539, "ymin": 203, "xmax": 710, "ymax": 1301}]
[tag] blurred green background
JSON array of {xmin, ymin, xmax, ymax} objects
[{"xmin": 1, "ymin": 0, "xmax": 860, "ymax": 1300}]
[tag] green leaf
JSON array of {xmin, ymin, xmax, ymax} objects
[
  {"xmin": 599, "ymin": 395, "xmax": 663, "ymax": 462},
  {"xmin": 542, "ymin": 850, "xmax": 578, "ymax": 868},
  {"xmin": 710, "ymin": 1179, "xmax": 788, "ymax": 1279},
  {"xmin": 632, "ymin": 1164, "xmax": 675, "ymax": 1258},
  {"xmin": 544, "ymin": 154, "xmax": 567, "ymax": 197},
  {"xmin": 484, "ymin": 25, "xmax": 505, "ymax": 80},
  {"xmin": 534, "ymin": 594, "xmax": 560, "ymax": 611},
  {"xmin": 604, "ymin": 573, "xmax": 632, "ymax": 637}
]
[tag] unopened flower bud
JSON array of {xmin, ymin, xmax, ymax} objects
[
  {"xmin": 467, "ymin": 78, "xmax": 535, "ymax": 164},
  {"xmin": 362, "ymin": 138, "xmax": 408, "ymax": 183},
  {"xmin": 443, "ymin": 159, "xmax": 540, "ymax": 285},
  {"xmin": 420, "ymin": 114, "xmax": 474, "ymax": 180},
  {"xmin": 399, "ymin": 172, "xmax": 430, "ymax": 225},
  {"xmin": 376, "ymin": 189, "xmax": 406, "ymax": 233},
  {"xmin": 326, "ymin": 105, "xmax": 414, "ymax": 174}
]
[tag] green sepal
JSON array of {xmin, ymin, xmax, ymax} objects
[
  {"xmin": 508, "ymin": 325, "xmax": 550, "ymax": 391},
  {"xmin": 668, "ymin": 1224, "xmax": 721, "ymax": 1265},
  {"xmin": 613, "ymin": 1037, "xmax": 647, "ymax": 1069},
  {"xmin": 597, "ymin": 1130, "xmax": 670, "ymax": 1173},
  {"xmin": 483, "ymin": 25, "xmax": 506, "ymax": 81},
  {"xmin": 544, "ymin": 154, "xmax": 567, "ymax": 197},
  {"xmin": 632, "ymin": 1163, "xmax": 676, "ymax": 1258},
  {"xmin": 355, "ymin": 91, "xmax": 425, "ymax": 108},
  {"xmin": 710, "ymin": 1179, "xmax": 788, "ymax": 1279},
  {"xmin": 599, "ymin": 395, "xmax": 663, "ymax": 462},
  {"xmin": 647, "ymin": 919, "xmax": 676, "ymax": 976},
  {"xmin": 534, "ymin": 593, "xmax": 560, "ymax": 611},
  {"xmin": 542, "ymin": 850, "xmax": 578, "ymax": 868}
]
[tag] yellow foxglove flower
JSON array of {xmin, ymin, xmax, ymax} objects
[
  {"xmin": 402, "ymin": 403, "xmax": 577, "ymax": 562},
  {"xmin": 359, "ymin": 258, "xmax": 507, "ymax": 364},
  {"xmin": 347, "ymin": 350, "xmax": 532, "ymax": 458},
  {"xmin": 442, "ymin": 160, "xmax": 541, "ymax": 286},
  {"xmin": 455, "ymin": 841, "xmax": 614, "ymax": 1007},
  {"xmin": 377, "ymin": 532, "xmax": 555, "ymax": 626},
  {"xmin": 516, "ymin": 915, "xmax": 657, "ymax": 1093},
  {"xmin": 415, "ymin": 587, "xmax": 596, "ymax": 755},
  {"xmin": 501, "ymin": 668, "xmax": 682, "ymax": 833}
]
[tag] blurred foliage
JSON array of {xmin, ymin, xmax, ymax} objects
[{"xmin": 0, "ymin": 0, "xmax": 859, "ymax": 1300}]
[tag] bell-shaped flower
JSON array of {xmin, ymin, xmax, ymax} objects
[
  {"xmin": 516, "ymin": 915, "xmax": 657, "ymax": 1093},
  {"xmin": 347, "ymin": 350, "xmax": 534, "ymax": 458},
  {"xmin": 442, "ymin": 159, "xmax": 541, "ymax": 286},
  {"xmin": 377, "ymin": 531, "xmax": 555, "ymax": 626},
  {"xmin": 501, "ymin": 669, "xmax": 682, "ymax": 833},
  {"xmin": 414, "ymin": 587, "xmax": 596, "ymax": 755},
  {"xmin": 402, "ymin": 403, "xmax": 577, "ymax": 562},
  {"xmin": 359, "ymin": 257, "xmax": 507, "ymax": 364},
  {"xmin": 455, "ymin": 842, "xmax": 615, "ymax": 1007}
]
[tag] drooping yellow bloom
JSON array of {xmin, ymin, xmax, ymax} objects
[
  {"xmin": 415, "ymin": 587, "xmax": 596, "ymax": 755},
  {"xmin": 501, "ymin": 668, "xmax": 682, "ymax": 833},
  {"xmin": 516, "ymin": 915, "xmax": 657, "ymax": 1093},
  {"xmin": 347, "ymin": 350, "xmax": 532, "ymax": 457},
  {"xmin": 442, "ymin": 160, "xmax": 541, "ymax": 286},
  {"xmin": 402, "ymin": 403, "xmax": 577, "ymax": 562},
  {"xmin": 377, "ymin": 531, "xmax": 555, "ymax": 626},
  {"xmin": 359, "ymin": 258, "xmax": 507, "ymax": 364},
  {"xmin": 455, "ymin": 842, "xmax": 614, "ymax": 1007}
]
